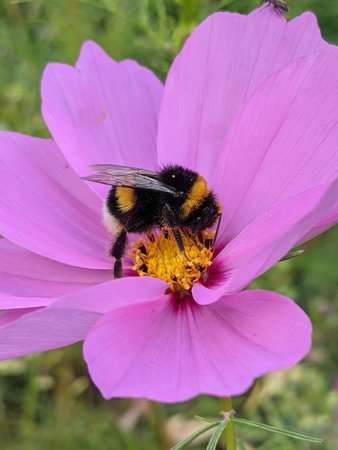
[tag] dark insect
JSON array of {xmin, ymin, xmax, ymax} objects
[
  {"xmin": 262, "ymin": 0, "xmax": 289, "ymax": 14},
  {"xmin": 82, "ymin": 164, "xmax": 222, "ymax": 278}
]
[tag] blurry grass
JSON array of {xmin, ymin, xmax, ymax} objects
[{"xmin": 0, "ymin": 0, "xmax": 337, "ymax": 449}]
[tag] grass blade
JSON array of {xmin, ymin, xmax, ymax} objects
[
  {"xmin": 206, "ymin": 420, "xmax": 230, "ymax": 450},
  {"xmin": 231, "ymin": 418, "xmax": 324, "ymax": 443},
  {"xmin": 170, "ymin": 421, "xmax": 221, "ymax": 450}
]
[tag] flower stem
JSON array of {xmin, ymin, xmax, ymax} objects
[
  {"xmin": 220, "ymin": 397, "xmax": 237, "ymax": 450},
  {"xmin": 150, "ymin": 402, "xmax": 171, "ymax": 450}
]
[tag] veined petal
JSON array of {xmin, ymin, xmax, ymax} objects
[
  {"xmin": 41, "ymin": 41, "xmax": 163, "ymax": 199},
  {"xmin": 0, "ymin": 307, "xmax": 100, "ymax": 360},
  {"xmin": 51, "ymin": 276, "xmax": 168, "ymax": 314},
  {"xmin": 0, "ymin": 240, "xmax": 112, "ymax": 301},
  {"xmin": 0, "ymin": 133, "xmax": 110, "ymax": 269},
  {"xmin": 299, "ymin": 201, "xmax": 338, "ymax": 243},
  {"xmin": 0, "ymin": 276, "xmax": 167, "ymax": 360},
  {"xmin": 194, "ymin": 179, "xmax": 338, "ymax": 305},
  {"xmin": 0, "ymin": 298, "xmax": 55, "ymax": 310},
  {"xmin": 158, "ymin": 7, "xmax": 331, "ymax": 178},
  {"xmin": 83, "ymin": 290, "xmax": 311, "ymax": 402},
  {"xmin": 0, "ymin": 308, "xmax": 39, "ymax": 327},
  {"xmin": 213, "ymin": 52, "xmax": 338, "ymax": 246}
]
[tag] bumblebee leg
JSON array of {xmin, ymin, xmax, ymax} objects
[
  {"xmin": 164, "ymin": 203, "xmax": 194, "ymax": 262},
  {"xmin": 110, "ymin": 230, "xmax": 127, "ymax": 278},
  {"xmin": 212, "ymin": 213, "xmax": 222, "ymax": 249},
  {"xmin": 146, "ymin": 231, "xmax": 155, "ymax": 242},
  {"xmin": 172, "ymin": 228, "xmax": 185, "ymax": 253},
  {"xmin": 173, "ymin": 228, "xmax": 205, "ymax": 271},
  {"xmin": 163, "ymin": 203, "xmax": 184, "ymax": 250}
]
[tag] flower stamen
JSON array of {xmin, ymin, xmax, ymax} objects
[{"xmin": 130, "ymin": 230, "xmax": 214, "ymax": 292}]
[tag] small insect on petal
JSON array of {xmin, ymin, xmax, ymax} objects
[{"xmin": 262, "ymin": 0, "xmax": 289, "ymax": 14}]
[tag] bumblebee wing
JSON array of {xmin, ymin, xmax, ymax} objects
[{"xmin": 82, "ymin": 164, "xmax": 180, "ymax": 195}]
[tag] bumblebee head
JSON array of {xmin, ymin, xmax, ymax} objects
[
  {"xmin": 159, "ymin": 165, "xmax": 199, "ymax": 194},
  {"xmin": 186, "ymin": 193, "xmax": 221, "ymax": 234}
]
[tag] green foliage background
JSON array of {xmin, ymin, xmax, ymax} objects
[{"xmin": 0, "ymin": 1, "xmax": 337, "ymax": 449}]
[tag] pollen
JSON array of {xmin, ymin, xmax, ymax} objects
[{"xmin": 130, "ymin": 230, "xmax": 214, "ymax": 292}]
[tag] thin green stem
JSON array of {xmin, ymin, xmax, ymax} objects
[
  {"xmin": 220, "ymin": 398, "xmax": 237, "ymax": 450},
  {"xmin": 150, "ymin": 402, "xmax": 171, "ymax": 450}
]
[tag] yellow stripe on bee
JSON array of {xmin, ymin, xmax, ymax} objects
[
  {"xmin": 116, "ymin": 187, "xmax": 136, "ymax": 213},
  {"xmin": 181, "ymin": 176, "xmax": 209, "ymax": 218}
]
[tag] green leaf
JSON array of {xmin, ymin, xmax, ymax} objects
[
  {"xmin": 170, "ymin": 421, "xmax": 221, "ymax": 450},
  {"xmin": 231, "ymin": 417, "xmax": 324, "ymax": 443},
  {"xmin": 280, "ymin": 249, "xmax": 305, "ymax": 262},
  {"xmin": 206, "ymin": 419, "xmax": 230, "ymax": 450},
  {"xmin": 193, "ymin": 415, "xmax": 217, "ymax": 424}
]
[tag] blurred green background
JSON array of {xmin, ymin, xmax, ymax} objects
[{"xmin": 0, "ymin": 0, "xmax": 337, "ymax": 449}]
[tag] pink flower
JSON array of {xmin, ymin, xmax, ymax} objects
[{"xmin": 1, "ymin": 7, "xmax": 338, "ymax": 402}]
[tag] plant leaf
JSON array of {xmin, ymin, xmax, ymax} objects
[
  {"xmin": 231, "ymin": 418, "xmax": 324, "ymax": 443},
  {"xmin": 206, "ymin": 419, "xmax": 230, "ymax": 450},
  {"xmin": 170, "ymin": 421, "xmax": 221, "ymax": 450},
  {"xmin": 194, "ymin": 415, "xmax": 217, "ymax": 424},
  {"xmin": 280, "ymin": 249, "xmax": 305, "ymax": 262}
]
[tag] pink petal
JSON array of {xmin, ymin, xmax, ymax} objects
[
  {"xmin": 0, "ymin": 133, "xmax": 110, "ymax": 269},
  {"xmin": 51, "ymin": 276, "xmax": 168, "ymax": 313},
  {"xmin": 0, "ymin": 308, "xmax": 40, "ymax": 327},
  {"xmin": 158, "ymin": 8, "xmax": 330, "ymax": 177},
  {"xmin": 300, "ymin": 201, "xmax": 338, "ymax": 243},
  {"xmin": 0, "ymin": 298, "xmax": 55, "ymax": 310},
  {"xmin": 194, "ymin": 179, "xmax": 338, "ymax": 305},
  {"xmin": 0, "ymin": 240, "xmax": 112, "ymax": 302},
  {"xmin": 0, "ymin": 307, "xmax": 100, "ymax": 360},
  {"xmin": 41, "ymin": 41, "xmax": 163, "ymax": 198},
  {"xmin": 213, "ymin": 52, "xmax": 338, "ymax": 245},
  {"xmin": 84, "ymin": 290, "xmax": 311, "ymax": 402},
  {"xmin": 0, "ymin": 276, "xmax": 167, "ymax": 360}
]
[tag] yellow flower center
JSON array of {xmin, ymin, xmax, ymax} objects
[{"xmin": 130, "ymin": 230, "xmax": 214, "ymax": 293}]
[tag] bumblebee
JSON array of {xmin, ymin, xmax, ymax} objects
[
  {"xmin": 83, "ymin": 164, "xmax": 222, "ymax": 278},
  {"xmin": 262, "ymin": 0, "xmax": 289, "ymax": 14}
]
